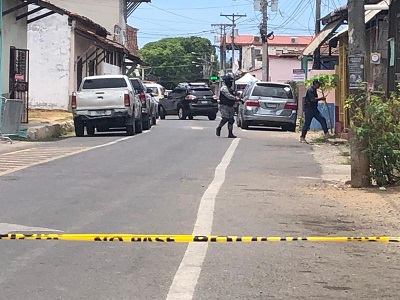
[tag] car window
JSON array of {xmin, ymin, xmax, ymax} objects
[
  {"xmin": 189, "ymin": 89, "xmax": 214, "ymax": 97},
  {"xmin": 82, "ymin": 78, "xmax": 127, "ymax": 90},
  {"xmin": 129, "ymin": 79, "xmax": 144, "ymax": 92},
  {"xmin": 252, "ymin": 84, "xmax": 293, "ymax": 99},
  {"xmin": 169, "ymin": 89, "xmax": 184, "ymax": 98},
  {"xmin": 147, "ymin": 87, "xmax": 159, "ymax": 95},
  {"xmin": 242, "ymin": 82, "xmax": 253, "ymax": 98}
]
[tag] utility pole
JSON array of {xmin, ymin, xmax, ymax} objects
[
  {"xmin": 260, "ymin": 0, "xmax": 269, "ymax": 81},
  {"xmin": 348, "ymin": 0, "xmax": 370, "ymax": 188},
  {"xmin": 0, "ymin": 0, "xmax": 3, "ymax": 127},
  {"xmin": 220, "ymin": 13, "xmax": 247, "ymax": 78},
  {"xmin": 313, "ymin": 0, "xmax": 322, "ymax": 69},
  {"xmin": 212, "ymin": 23, "xmax": 232, "ymax": 75}
]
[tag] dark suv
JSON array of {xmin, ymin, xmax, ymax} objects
[{"xmin": 158, "ymin": 83, "xmax": 218, "ymax": 120}]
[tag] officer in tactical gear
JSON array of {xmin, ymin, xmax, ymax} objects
[{"xmin": 216, "ymin": 73, "xmax": 238, "ymax": 138}]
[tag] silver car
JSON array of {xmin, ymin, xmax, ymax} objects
[{"xmin": 237, "ymin": 81, "xmax": 298, "ymax": 132}]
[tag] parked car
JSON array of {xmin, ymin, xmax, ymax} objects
[
  {"xmin": 158, "ymin": 83, "xmax": 218, "ymax": 120},
  {"xmin": 143, "ymin": 82, "xmax": 165, "ymax": 103},
  {"xmin": 237, "ymin": 81, "xmax": 297, "ymax": 132},
  {"xmin": 129, "ymin": 78, "xmax": 153, "ymax": 130},
  {"xmin": 72, "ymin": 75, "xmax": 142, "ymax": 136},
  {"xmin": 144, "ymin": 85, "xmax": 158, "ymax": 126}
]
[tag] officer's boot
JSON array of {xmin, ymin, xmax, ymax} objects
[
  {"xmin": 227, "ymin": 123, "xmax": 237, "ymax": 138},
  {"xmin": 216, "ymin": 119, "xmax": 227, "ymax": 137}
]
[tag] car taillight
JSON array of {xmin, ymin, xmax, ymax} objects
[
  {"xmin": 140, "ymin": 91, "xmax": 146, "ymax": 104},
  {"xmin": 124, "ymin": 94, "xmax": 130, "ymax": 107},
  {"xmin": 185, "ymin": 95, "xmax": 197, "ymax": 101},
  {"xmin": 284, "ymin": 102, "xmax": 298, "ymax": 110},
  {"xmin": 71, "ymin": 94, "xmax": 77, "ymax": 109},
  {"xmin": 246, "ymin": 100, "xmax": 260, "ymax": 107}
]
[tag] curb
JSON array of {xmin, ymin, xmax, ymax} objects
[{"xmin": 23, "ymin": 120, "xmax": 74, "ymax": 141}]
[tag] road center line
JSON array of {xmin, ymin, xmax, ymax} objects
[{"xmin": 166, "ymin": 138, "xmax": 240, "ymax": 300}]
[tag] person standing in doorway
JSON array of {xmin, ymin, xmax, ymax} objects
[
  {"xmin": 300, "ymin": 79, "xmax": 329, "ymax": 143},
  {"xmin": 216, "ymin": 73, "xmax": 238, "ymax": 138}
]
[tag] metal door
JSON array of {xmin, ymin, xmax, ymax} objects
[{"xmin": 9, "ymin": 47, "xmax": 29, "ymax": 123}]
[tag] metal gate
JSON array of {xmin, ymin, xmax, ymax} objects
[{"xmin": 9, "ymin": 47, "xmax": 29, "ymax": 123}]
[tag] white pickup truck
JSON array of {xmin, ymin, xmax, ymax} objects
[{"xmin": 72, "ymin": 75, "xmax": 142, "ymax": 137}]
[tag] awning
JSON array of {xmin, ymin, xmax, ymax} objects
[
  {"xmin": 236, "ymin": 73, "xmax": 259, "ymax": 85},
  {"xmin": 329, "ymin": 1, "xmax": 390, "ymax": 40},
  {"xmin": 302, "ymin": 18, "xmax": 344, "ymax": 56},
  {"xmin": 76, "ymin": 28, "xmax": 142, "ymax": 64},
  {"xmin": 3, "ymin": 0, "xmax": 109, "ymax": 35}
]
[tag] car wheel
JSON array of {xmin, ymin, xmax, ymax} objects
[
  {"xmin": 178, "ymin": 107, "xmax": 187, "ymax": 120},
  {"xmin": 208, "ymin": 113, "xmax": 217, "ymax": 121},
  {"xmin": 159, "ymin": 106, "xmax": 166, "ymax": 119},
  {"xmin": 135, "ymin": 117, "xmax": 143, "ymax": 134},
  {"xmin": 74, "ymin": 120, "xmax": 84, "ymax": 137},
  {"xmin": 242, "ymin": 119, "xmax": 249, "ymax": 130},
  {"xmin": 86, "ymin": 125, "xmax": 95, "ymax": 136},
  {"xmin": 126, "ymin": 124, "xmax": 135, "ymax": 136},
  {"xmin": 283, "ymin": 124, "xmax": 296, "ymax": 132},
  {"xmin": 237, "ymin": 115, "xmax": 242, "ymax": 128},
  {"xmin": 142, "ymin": 115, "xmax": 151, "ymax": 130}
]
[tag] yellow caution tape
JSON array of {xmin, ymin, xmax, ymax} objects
[{"xmin": 1, "ymin": 234, "xmax": 400, "ymax": 243}]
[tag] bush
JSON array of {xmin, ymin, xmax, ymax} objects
[{"xmin": 346, "ymin": 88, "xmax": 400, "ymax": 186}]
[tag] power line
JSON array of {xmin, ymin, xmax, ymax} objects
[
  {"xmin": 220, "ymin": 13, "xmax": 247, "ymax": 78},
  {"xmin": 147, "ymin": 3, "xmax": 211, "ymax": 24}
]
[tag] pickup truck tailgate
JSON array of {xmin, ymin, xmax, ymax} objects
[{"xmin": 76, "ymin": 89, "xmax": 127, "ymax": 110}]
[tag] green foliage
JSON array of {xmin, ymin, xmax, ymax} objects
[
  {"xmin": 304, "ymin": 74, "xmax": 338, "ymax": 96},
  {"xmin": 346, "ymin": 88, "xmax": 400, "ymax": 186},
  {"xmin": 285, "ymin": 81, "xmax": 301, "ymax": 99},
  {"xmin": 139, "ymin": 37, "xmax": 218, "ymax": 89}
]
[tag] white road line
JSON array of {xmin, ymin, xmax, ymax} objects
[
  {"xmin": 0, "ymin": 223, "xmax": 63, "ymax": 235},
  {"xmin": 92, "ymin": 132, "xmax": 148, "ymax": 149},
  {"xmin": 166, "ymin": 138, "xmax": 240, "ymax": 300},
  {"xmin": 0, "ymin": 134, "xmax": 144, "ymax": 177}
]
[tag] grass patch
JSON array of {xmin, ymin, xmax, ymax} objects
[
  {"xmin": 340, "ymin": 157, "xmax": 351, "ymax": 165},
  {"xmin": 311, "ymin": 136, "xmax": 328, "ymax": 144},
  {"xmin": 341, "ymin": 151, "xmax": 350, "ymax": 157}
]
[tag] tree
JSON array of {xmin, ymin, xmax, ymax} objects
[{"xmin": 139, "ymin": 37, "xmax": 218, "ymax": 88}]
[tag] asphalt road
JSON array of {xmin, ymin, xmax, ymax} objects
[{"xmin": 0, "ymin": 117, "xmax": 399, "ymax": 300}]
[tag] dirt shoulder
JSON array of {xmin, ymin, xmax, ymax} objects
[
  {"xmin": 28, "ymin": 109, "xmax": 72, "ymax": 124},
  {"xmin": 308, "ymin": 132, "xmax": 400, "ymax": 233}
]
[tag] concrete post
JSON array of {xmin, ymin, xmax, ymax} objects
[
  {"xmin": 68, "ymin": 19, "xmax": 76, "ymax": 100},
  {"xmin": 0, "ymin": 0, "xmax": 3, "ymax": 126}
]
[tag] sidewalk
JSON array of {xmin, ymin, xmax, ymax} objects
[
  {"xmin": 1, "ymin": 110, "xmax": 73, "ymax": 152},
  {"xmin": 306, "ymin": 131, "xmax": 400, "ymax": 232},
  {"xmin": 307, "ymin": 131, "xmax": 351, "ymax": 184},
  {"xmin": 20, "ymin": 110, "xmax": 73, "ymax": 141}
]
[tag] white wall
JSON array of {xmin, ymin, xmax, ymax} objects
[
  {"xmin": 249, "ymin": 57, "xmax": 303, "ymax": 83},
  {"xmin": 28, "ymin": 14, "xmax": 71, "ymax": 110},
  {"xmin": 269, "ymin": 57, "xmax": 302, "ymax": 83},
  {"xmin": 49, "ymin": 0, "xmax": 119, "ymax": 37},
  {"xmin": 2, "ymin": 0, "xmax": 28, "ymax": 96},
  {"xmin": 242, "ymin": 45, "xmax": 306, "ymax": 72},
  {"xmin": 100, "ymin": 62, "xmax": 122, "ymax": 75}
]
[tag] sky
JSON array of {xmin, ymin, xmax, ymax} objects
[{"xmin": 128, "ymin": 0, "xmax": 347, "ymax": 49}]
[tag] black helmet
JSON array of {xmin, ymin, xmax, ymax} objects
[{"xmin": 223, "ymin": 73, "xmax": 234, "ymax": 87}]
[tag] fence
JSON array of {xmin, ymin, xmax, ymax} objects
[{"xmin": 1, "ymin": 97, "xmax": 24, "ymax": 143}]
